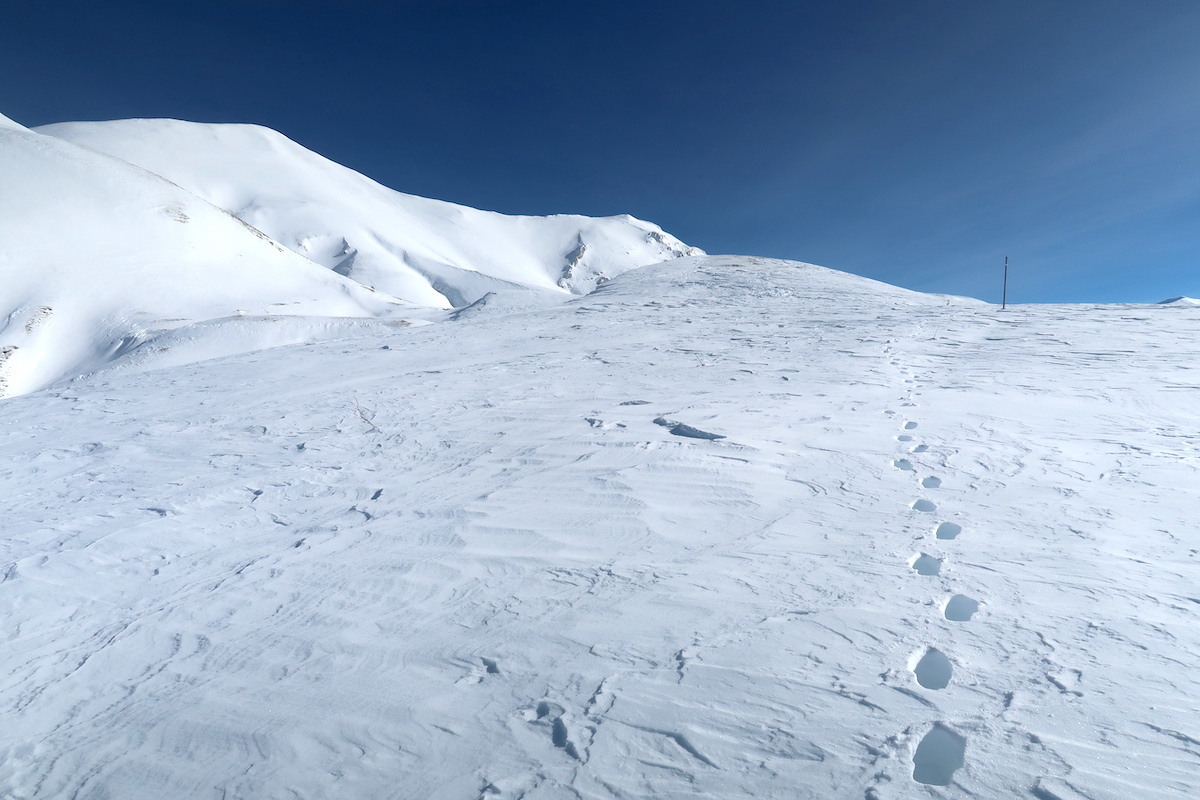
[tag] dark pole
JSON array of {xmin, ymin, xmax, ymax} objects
[{"xmin": 1002, "ymin": 256, "xmax": 1008, "ymax": 310}]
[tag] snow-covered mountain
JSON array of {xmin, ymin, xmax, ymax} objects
[
  {"xmin": 0, "ymin": 115, "xmax": 403, "ymax": 398},
  {"xmin": 5, "ymin": 108, "xmax": 1199, "ymax": 798},
  {"xmin": 1, "ymin": 254, "xmax": 1197, "ymax": 799},
  {"xmin": 0, "ymin": 113, "xmax": 700, "ymax": 398},
  {"xmin": 37, "ymin": 118, "xmax": 702, "ymax": 306}
]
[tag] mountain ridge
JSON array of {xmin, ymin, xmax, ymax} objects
[
  {"xmin": 36, "ymin": 117, "xmax": 703, "ymax": 306},
  {"xmin": 0, "ymin": 112, "xmax": 702, "ymax": 397}
]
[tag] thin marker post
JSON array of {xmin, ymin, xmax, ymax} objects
[{"xmin": 1002, "ymin": 256, "xmax": 1008, "ymax": 310}]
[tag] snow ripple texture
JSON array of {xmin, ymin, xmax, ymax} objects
[{"xmin": 0, "ymin": 256, "xmax": 1198, "ymax": 799}]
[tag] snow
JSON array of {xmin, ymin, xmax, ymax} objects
[
  {"xmin": 2, "ymin": 117, "xmax": 700, "ymax": 398},
  {"xmin": 0, "ymin": 121, "xmax": 408, "ymax": 397},
  {"xmin": 36, "ymin": 118, "xmax": 703, "ymax": 308},
  {"xmin": 1158, "ymin": 296, "xmax": 1200, "ymax": 305},
  {"xmin": 1, "ymin": 254, "xmax": 1198, "ymax": 799}
]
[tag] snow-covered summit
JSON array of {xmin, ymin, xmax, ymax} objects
[
  {"xmin": 0, "ymin": 112, "xmax": 702, "ymax": 397},
  {"xmin": 0, "ymin": 118, "xmax": 401, "ymax": 398},
  {"xmin": 37, "ymin": 118, "xmax": 703, "ymax": 307},
  {"xmin": 1157, "ymin": 296, "xmax": 1200, "ymax": 305}
]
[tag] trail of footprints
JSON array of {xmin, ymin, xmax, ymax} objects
[{"xmin": 888, "ymin": 409, "xmax": 978, "ymax": 787}]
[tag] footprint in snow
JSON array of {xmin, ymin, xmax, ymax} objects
[
  {"xmin": 921, "ymin": 476, "xmax": 942, "ymax": 489},
  {"xmin": 935, "ymin": 522, "xmax": 961, "ymax": 540},
  {"xmin": 911, "ymin": 499, "xmax": 937, "ymax": 513},
  {"xmin": 910, "ymin": 553, "xmax": 942, "ymax": 576},
  {"xmin": 911, "ymin": 647, "xmax": 953, "ymax": 690},
  {"xmin": 943, "ymin": 595, "xmax": 979, "ymax": 621},
  {"xmin": 531, "ymin": 702, "xmax": 580, "ymax": 760},
  {"xmin": 912, "ymin": 724, "xmax": 967, "ymax": 786},
  {"xmin": 904, "ymin": 422, "xmax": 919, "ymax": 430},
  {"xmin": 1047, "ymin": 669, "xmax": 1083, "ymax": 697},
  {"xmin": 894, "ymin": 459, "xmax": 915, "ymax": 471},
  {"xmin": 535, "ymin": 701, "xmax": 563, "ymax": 719}
]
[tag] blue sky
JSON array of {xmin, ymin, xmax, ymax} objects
[{"xmin": 3, "ymin": 0, "xmax": 1198, "ymax": 303}]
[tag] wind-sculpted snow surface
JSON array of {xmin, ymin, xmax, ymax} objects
[
  {"xmin": 37, "ymin": 118, "xmax": 703, "ymax": 307},
  {"xmin": 1, "ymin": 256, "xmax": 1199, "ymax": 799}
]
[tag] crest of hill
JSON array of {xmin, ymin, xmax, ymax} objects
[
  {"xmin": 0, "ymin": 118, "xmax": 403, "ymax": 398},
  {"xmin": 37, "ymin": 118, "xmax": 704, "ymax": 308}
]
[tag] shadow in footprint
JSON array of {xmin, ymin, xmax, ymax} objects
[
  {"xmin": 912, "ymin": 724, "xmax": 966, "ymax": 786},
  {"xmin": 935, "ymin": 522, "xmax": 961, "ymax": 540},
  {"xmin": 911, "ymin": 444, "xmax": 928, "ymax": 453},
  {"xmin": 911, "ymin": 554, "xmax": 942, "ymax": 576},
  {"xmin": 912, "ymin": 499, "xmax": 937, "ymax": 513},
  {"xmin": 944, "ymin": 595, "xmax": 979, "ymax": 621},
  {"xmin": 911, "ymin": 648, "xmax": 953, "ymax": 689},
  {"xmin": 534, "ymin": 701, "xmax": 580, "ymax": 760},
  {"xmin": 904, "ymin": 422, "xmax": 919, "ymax": 430},
  {"xmin": 921, "ymin": 476, "xmax": 942, "ymax": 489},
  {"xmin": 894, "ymin": 459, "xmax": 915, "ymax": 471},
  {"xmin": 897, "ymin": 434, "xmax": 913, "ymax": 442}
]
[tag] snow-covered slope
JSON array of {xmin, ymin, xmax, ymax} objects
[
  {"xmin": 1, "ymin": 256, "xmax": 1197, "ymax": 799},
  {"xmin": 37, "ymin": 118, "xmax": 703, "ymax": 307},
  {"xmin": 0, "ymin": 120, "xmax": 408, "ymax": 397},
  {"xmin": 0, "ymin": 112, "xmax": 700, "ymax": 398}
]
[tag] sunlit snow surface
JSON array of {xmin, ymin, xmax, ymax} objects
[
  {"xmin": 1, "ymin": 257, "xmax": 1198, "ymax": 799},
  {"xmin": 36, "ymin": 118, "xmax": 702, "ymax": 306},
  {"xmin": 1, "ymin": 116, "xmax": 699, "ymax": 398}
]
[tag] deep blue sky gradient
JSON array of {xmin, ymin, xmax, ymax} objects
[{"xmin": 4, "ymin": 0, "xmax": 1199, "ymax": 302}]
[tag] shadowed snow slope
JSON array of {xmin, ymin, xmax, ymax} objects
[
  {"xmin": 2, "ymin": 256, "xmax": 1198, "ymax": 799},
  {"xmin": 37, "ymin": 118, "xmax": 703, "ymax": 307},
  {"xmin": 0, "ymin": 121, "xmax": 406, "ymax": 397}
]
